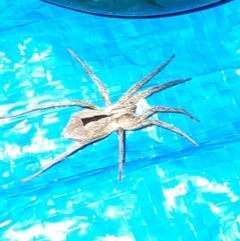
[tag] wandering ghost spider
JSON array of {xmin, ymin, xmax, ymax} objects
[{"xmin": 0, "ymin": 49, "xmax": 199, "ymax": 182}]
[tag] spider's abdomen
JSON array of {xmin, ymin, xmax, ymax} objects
[{"xmin": 63, "ymin": 111, "xmax": 113, "ymax": 142}]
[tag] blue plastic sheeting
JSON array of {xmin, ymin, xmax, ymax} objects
[{"xmin": 0, "ymin": 1, "xmax": 240, "ymax": 240}]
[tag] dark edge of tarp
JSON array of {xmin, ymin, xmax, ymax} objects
[{"xmin": 41, "ymin": 0, "xmax": 232, "ymax": 19}]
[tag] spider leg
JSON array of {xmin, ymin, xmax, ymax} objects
[
  {"xmin": 119, "ymin": 55, "xmax": 175, "ymax": 103},
  {"xmin": 130, "ymin": 119, "xmax": 198, "ymax": 146},
  {"xmin": 0, "ymin": 101, "xmax": 99, "ymax": 119},
  {"xmin": 20, "ymin": 142, "xmax": 88, "ymax": 182},
  {"xmin": 138, "ymin": 106, "xmax": 199, "ymax": 122},
  {"xmin": 128, "ymin": 78, "xmax": 191, "ymax": 105},
  {"xmin": 117, "ymin": 128, "xmax": 125, "ymax": 181},
  {"xmin": 68, "ymin": 48, "xmax": 112, "ymax": 106}
]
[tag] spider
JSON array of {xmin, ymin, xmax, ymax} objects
[{"xmin": 0, "ymin": 49, "xmax": 199, "ymax": 182}]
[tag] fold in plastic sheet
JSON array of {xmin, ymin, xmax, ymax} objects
[{"xmin": 42, "ymin": 0, "xmax": 228, "ymax": 17}]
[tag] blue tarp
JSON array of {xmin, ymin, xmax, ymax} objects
[{"xmin": 0, "ymin": 0, "xmax": 240, "ymax": 240}]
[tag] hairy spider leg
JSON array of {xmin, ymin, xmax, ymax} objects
[
  {"xmin": 21, "ymin": 141, "xmax": 91, "ymax": 182},
  {"xmin": 20, "ymin": 129, "xmax": 114, "ymax": 182},
  {"xmin": 119, "ymin": 55, "xmax": 175, "ymax": 103},
  {"xmin": 117, "ymin": 128, "xmax": 125, "ymax": 181},
  {"xmin": 0, "ymin": 101, "xmax": 99, "ymax": 119},
  {"xmin": 128, "ymin": 78, "xmax": 191, "ymax": 105},
  {"xmin": 130, "ymin": 117, "xmax": 198, "ymax": 146},
  {"xmin": 138, "ymin": 106, "xmax": 200, "ymax": 122},
  {"xmin": 68, "ymin": 48, "xmax": 112, "ymax": 106}
]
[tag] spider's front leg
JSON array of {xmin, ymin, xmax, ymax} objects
[
  {"xmin": 128, "ymin": 78, "xmax": 191, "ymax": 105},
  {"xmin": 0, "ymin": 100, "xmax": 99, "ymax": 119},
  {"xmin": 119, "ymin": 55, "xmax": 175, "ymax": 103}
]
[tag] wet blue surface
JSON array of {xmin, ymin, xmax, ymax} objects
[{"xmin": 0, "ymin": 0, "xmax": 240, "ymax": 240}]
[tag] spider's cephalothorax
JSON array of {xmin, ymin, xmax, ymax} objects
[{"xmin": 0, "ymin": 49, "xmax": 199, "ymax": 182}]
